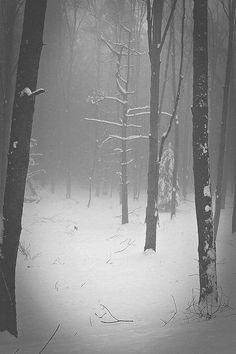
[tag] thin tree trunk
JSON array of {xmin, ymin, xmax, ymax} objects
[
  {"xmin": 0, "ymin": 0, "xmax": 47, "ymax": 336},
  {"xmin": 170, "ymin": 9, "xmax": 178, "ymax": 219},
  {"xmin": 214, "ymin": 0, "xmax": 236, "ymax": 238},
  {"xmin": 192, "ymin": 0, "xmax": 218, "ymax": 306},
  {"xmin": 182, "ymin": 80, "xmax": 191, "ymax": 199},
  {"xmin": 145, "ymin": 0, "xmax": 164, "ymax": 251},
  {"xmin": 159, "ymin": 30, "xmax": 172, "ymax": 114},
  {"xmin": 232, "ymin": 163, "xmax": 236, "ymax": 233},
  {"xmin": 121, "ymin": 28, "xmax": 132, "ymax": 225}
]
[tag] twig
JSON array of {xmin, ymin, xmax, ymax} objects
[
  {"xmin": 95, "ymin": 312, "xmax": 107, "ymax": 319},
  {"xmin": 160, "ymin": 295, "xmax": 177, "ymax": 326},
  {"xmin": 159, "ymin": 0, "xmax": 178, "ymax": 52},
  {"xmin": 114, "ymin": 239, "xmax": 134, "ymax": 253},
  {"xmin": 38, "ymin": 324, "xmax": 60, "ymax": 354},
  {"xmin": 115, "ymin": 207, "xmax": 140, "ymax": 218},
  {"xmin": 99, "ymin": 304, "xmax": 133, "ymax": 324},
  {"xmin": 89, "ymin": 316, "xmax": 93, "ymax": 327}
]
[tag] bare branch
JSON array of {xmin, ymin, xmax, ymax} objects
[
  {"xmin": 98, "ymin": 304, "xmax": 134, "ymax": 324},
  {"xmin": 160, "ymin": 296, "xmax": 177, "ymax": 326},
  {"xmin": 158, "ymin": 0, "xmax": 185, "ymax": 163},
  {"xmin": 159, "ymin": 0, "xmax": 178, "ymax": 52},
  {"xmin": 38, "ymin": 324, "xmax": 60, "ymax": 354},
  {"xmin": 128, "ymin": 105, "xmax": 150, "ymax": 113},
  {"xmin": 100, "ymin": 34, "xmax": 120, "ymax": 56}
]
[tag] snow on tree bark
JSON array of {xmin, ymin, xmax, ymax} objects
[
  {"xmin": 192, "ymin": 0, "xmax": 218, "ymax": 305},
  {"xmin": 0, "ymin": 0, "xmax": 47, "ymax": 336}
]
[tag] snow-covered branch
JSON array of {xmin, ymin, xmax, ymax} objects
[
  {"xmin": 113, "ymin": 41, "xmax": 144, "ymax": 55},
  {"xmin": 127, "ymin": 106, "xmax": 150, "ymax": 114},
  {"xmin": 84, "ymin": 118, "xmax": 122, "ymax": 127},
  {"xmin": 20, "ymin": 87, "xmax": 45, "ymax": 98},
  {"xmin": 126, "ymin": 123, "xmax": 142, "ymax": 128},
  {"xmin": 110, "ymin": 134, "xmax": 148, "ymax": 141},
  {"xmin": 126, "ymin": 111, "xmax": 150, "ymax": 118},
  {"xmin": 116, "ymin": 72, "xmax": 127, "ymax": 85},
  {"xmin": 160, "ymin": 111, "xmax": 172, "ymax": 118},
  {"xmin": 121, "ymin": 24, "xmax": 131, "ymax": 33},
  {"xmin": 100, "ymin": 34, "xmax": 121, "ymax": 57},
  {"xmin": 114, "ymin": 148, "xmax": 132, "ymax": 153},
  {"xmin": 126, "ymin": 110, "xmax": 172, "ymax": 118},
  {"xmin": 115, "ymin": 76, "xmax": 135, "ymax": 96},
  {"xmin": 121, "ymin": 159, "xmax": 134, "ymax": 166},
  {"xmin": 89, "ymin": 94, "xmax": 127, "ymax": 105}
]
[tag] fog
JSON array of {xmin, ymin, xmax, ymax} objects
[{"xmin": 1, "ymin": 0, "xmax": 236, "ymax": 352}]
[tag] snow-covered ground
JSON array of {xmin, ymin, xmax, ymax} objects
[{"xmin": 1, "ymin": 187, "xmax": 236, "ymax": 353}]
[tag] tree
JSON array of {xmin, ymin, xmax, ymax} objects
[
  {"xmin": 86, "ymin": 22, "xmax": 144, "ymax": 224},
  {"xmin": 0, "ymin": 0, "xmax": 47, "ymax": 336},
  {"xmin": 0, "ymin": 0, "xmax": 24, "ymax": 218},
  {"xmin": 144, "ymin": 0, "xmax": 165, "ymax": 251},
  {"xmin": 192, "ymin": 0, "xmax": 218, "ymax": 307},
  {"xmin": 170, "ymin": 5, "xmax": 179, "ymax": 219},
  {"xmin": 144, "ymin": 0, "xmax": 180, "ymax": 251},
  {"xmin": 214, "ymin": 0, "xmax": 236, "ymax": 238},
  {"xmin": 232, "ymin": 164, "xmax": 236, "ymax": 233}
]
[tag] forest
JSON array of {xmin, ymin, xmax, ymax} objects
[{"xmin": 0, "ymin": 0, "xmax": 236, "ymax": 353}]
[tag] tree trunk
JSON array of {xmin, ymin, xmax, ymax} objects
[
  {"xmin": 121, "ymin": 28, "xmax": 132, "ymax": 225},
  {"xmin": 0, "ymin": 0, "xmax": 47, "ymax": 336},
  {"xmin": 192, "ymin": 0, "xmax": 218, "ymax": 306},
  {"xmin": 232, "ymin": 164, "xmax": 236, "ymax": 233},
  {"xmin": 170, "ymin": 12, "xmax": 178, "ymax": 219},
  {"xmin": 145, "ymin": 0, "xmax": 164, "ymax": 251},
  {"xmin": 214, "ymin": 0, "xmax": 236, "ymax": 238},
  {"xmin": 0, "ymin": 1, "xmax": 19, "ymax": 214},
  {"xmin": 182, "ymin": 80, "xmax": 191, "ymax": 199}
]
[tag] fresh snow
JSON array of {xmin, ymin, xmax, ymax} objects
[{"xmin": 0, "ymin": 188, "xmax": 236, "ymax": 354}]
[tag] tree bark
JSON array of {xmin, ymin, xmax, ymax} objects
[
  {"xmin": 232, "ymin": 164, "xmax": 236, "ymax": 233},
  {"xmin": 192, "ymin": 0, "xmax": 218, "ymax": 306},
  {"xmin": 145, "ymin": 0, "xmax": 164, "ymax": 251},
  {"xmin": 0, "ymin": 1, "xmax": 20, "ymax": 214},
  {"xmin": 170, "ymin": 9, "xmax": 178, "ymax": 219},
  {"xmin": 0, "ymin": 0, "xmax": 47, "ymax": 336}
]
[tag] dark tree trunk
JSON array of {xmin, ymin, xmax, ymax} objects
[
  {"xmin": 192, "ymin": 0, "xmax": 217, "ymax": 306},
  {"xmin": 214, "ymin": 0, "xmax": 236, "ymax": 238},
  {"xmin": 0, "ymin": 0, "xmax": 47, "ymax": 336},
  {"xmin": 232, "ymin": 164, "xmax": 236, "ymax": 233},
  {"xmin": 0, "ymin": 1, "xmax": 19, "ymax": 213},
  {"xmin": 182, "ymin": 80, "xmax": 191, "ymax": 199},
  {"xmin": 144, "ymin": 0, "xmax": 164, "ymax": 251},
  {"xmin": 159, "ymin": 30, "xmax": 172, "ymax": 114}
]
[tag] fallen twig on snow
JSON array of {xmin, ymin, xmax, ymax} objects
[
  {"xmin": 38, "ymin": 324, "xmax": 60, "ymax": 354},
  {"xmin": 160, "ymin": 295, "xmax": 177, "ymax": 326},
  {"xmin": 114, "ymin": 207, "xmax": 140, "ymax": 218},
  {"xmin": 97, "ymin": 304, "xmax": 134, "ymax": 324},
  {"xmin": 114, "ymin": 239, "xmax": 135, "ymax": 253},
  {"xmin": 89, "ymin": 316, "xmax": 93, "ymax": 327}
]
